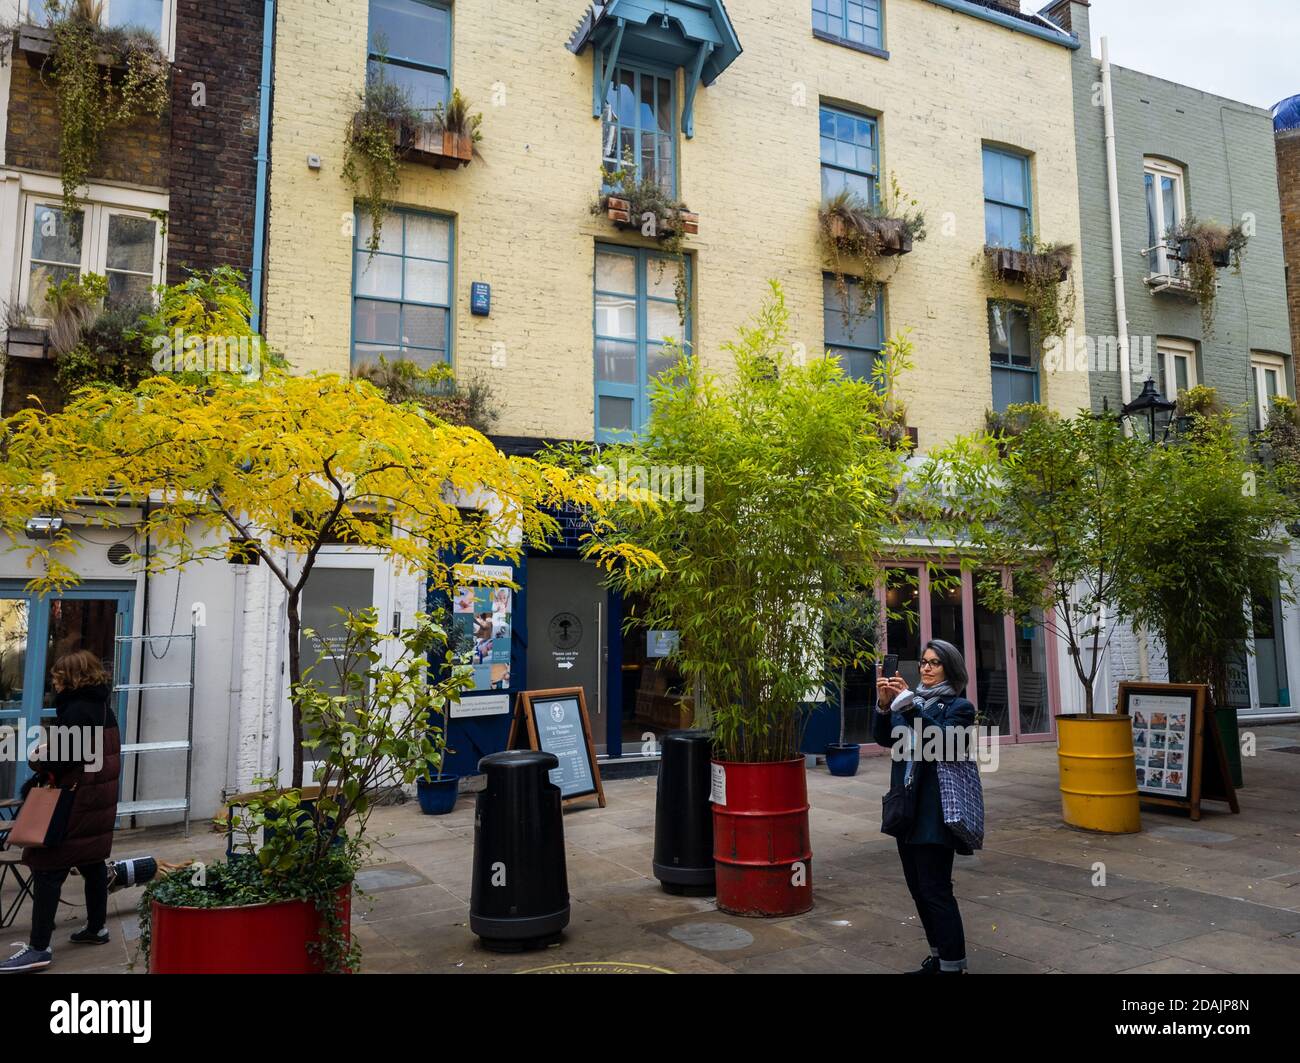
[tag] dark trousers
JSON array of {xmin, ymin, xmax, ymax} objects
[
  {"xmin": 30, "ymin": 863, "xmax": 108, "ymax": 952},
  {"xmin": 896, "ymin": 841, "xmax": 966, "ymax": 966}
]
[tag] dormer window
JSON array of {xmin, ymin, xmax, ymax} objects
[{"xmin": 568, "ymin": 0, "xmax": 743, "ymax": 144}]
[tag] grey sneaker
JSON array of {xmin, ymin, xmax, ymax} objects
[
  {"xmin": 70, "ymin": 926, "xmax": 110, "ymax": 945},
  {"xmin": 0, "ymin": 943, "xmax": 52, "ymax": 973}
]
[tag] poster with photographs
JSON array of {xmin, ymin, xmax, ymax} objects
[
  {"xmin": 452, "ymin": 564, "xmax": 513, "ymax": 692},
  {"xmin": 1130, "ymin": 692, "xmax": 1193, "ymax": 798}
]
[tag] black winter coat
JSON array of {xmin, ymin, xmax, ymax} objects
[
  {"xmin": 22, "ymin": 684, "xmax": 121, "ymax": 871},
  {"xmin": 872, "ymin": 691, "xmax": 976, "ymax": 854}
]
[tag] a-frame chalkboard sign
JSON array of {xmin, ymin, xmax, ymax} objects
[
  {"xmin": 508, "ymin": 687, "xmax": 606, "ymax": 808},
  {"xmin": 1117, "ymin": 682, "xmax": 1239, "ymax": 822}
]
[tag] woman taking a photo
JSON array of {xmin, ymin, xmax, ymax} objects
[
  {"xmin": 874, "ymin": 638, "xmax": 980, "ymax": 975},
  {"xmin": 2, "ymin": 650, "xmax": 121, "ymax": 974}
]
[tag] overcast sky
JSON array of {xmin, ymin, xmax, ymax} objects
[{"xmin": 1079, "ymin": 0, "xmax": 1299, "ymax": 112}]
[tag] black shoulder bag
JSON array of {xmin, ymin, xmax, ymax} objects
[{"xmin": 881, "ymin": 759, "xmax": 918, "ymax": 840}]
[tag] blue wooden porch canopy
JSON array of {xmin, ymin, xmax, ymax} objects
[{"xmin": 566, "ymin": 0, "xmax": 743, "ymax": 138}]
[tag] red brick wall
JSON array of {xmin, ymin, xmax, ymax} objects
[
  {"xmin": 165, "ymin": 0, "xmax": 265, "ymax": 283},
  {"xmin": 3, "ymin": 49, "xmax": 171, "ymax": 187},
  {"xmin": 1277, "ymin": 129, "xmax": 1300, "ymax": 396}
]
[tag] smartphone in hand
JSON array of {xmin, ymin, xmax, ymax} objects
[{"xmin": 881, "ymin": 654, "xmax": 899, "ymax": 679}]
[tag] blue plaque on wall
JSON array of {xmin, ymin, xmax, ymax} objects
[{"xmin": 470, "ymin": 282, "xmax": 491, "ymax": 316}]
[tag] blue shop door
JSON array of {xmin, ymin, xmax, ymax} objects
[
  {"xmin": 0, "ymin": 582, "xmax": 134, "ymax": 799},
  {"xmin": 438, "ymin": 557, "xmax": 527, "ymax": 778}
]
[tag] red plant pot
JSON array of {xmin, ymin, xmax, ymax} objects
[
  {"xmin": 711, "ymin": 758, "xmax": 813, "ymax": 917},
  {"xmin": 149, "ymin": 884, "xmax": 352, "ymax": 974}
]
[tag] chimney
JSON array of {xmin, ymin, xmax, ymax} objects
[
  {"xmin": 989, "ymin": 0, "xmax": 1021, "ymax": 11},
  {"xmin": 1041, "ymin": 0, "xmax": 1090, "ymax": 34}
]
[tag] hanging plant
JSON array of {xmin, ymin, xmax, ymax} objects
[
  {"xmin": 343, "ymin": 68, "xmax": 420, "ymax": 258},
  {"xmin": 980, "ymin": 236, "xmax": 1076, "ymax": 348},
  {"xmin": 819, "ymin": 175, "xmax": 926, "ymax": 327},
  {"xmin": 590, "ymin": 148, "xmax": 693, "ymax": 324},
  {"xmin": 1167, "ymin": 215, "xmax": 1249, "ymax": 336},
  {"xmin": 28, "ymin": 0, "xmax": 170, "ymax": 215}
]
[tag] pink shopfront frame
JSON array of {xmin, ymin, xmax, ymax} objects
[{"xmin": 868, "ymin": 563, "xmax": 1060, "ymax": 748}]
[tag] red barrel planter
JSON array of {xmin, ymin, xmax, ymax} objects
[
  {"xmin": 711, "ymin": 758, "xmax": 812, "ymax": 917},
  {"xmin": 149, "ymin": 884, "xmax": 352, "ymax": 974}
]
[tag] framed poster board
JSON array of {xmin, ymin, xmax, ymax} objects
[
  {"xmin": 508, "ymin": 688, "xmax": 606, "ymax": 807},
  {"xmin": 1118, "ymin": 682, "xmax": 1239, "ymax": 821}
]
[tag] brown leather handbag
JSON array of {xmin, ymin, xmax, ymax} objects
[{"xmin": 8, "ymin": 784, "xmax": 76, "ymax": 849}]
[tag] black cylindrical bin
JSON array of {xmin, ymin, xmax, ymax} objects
[
  {"xmin": 653, "ymin": 730, "xmax": 716, "ymax": 895},
  {"xmin": 470, "ymin": 750, "xmax": 569, "ymax": 951}
]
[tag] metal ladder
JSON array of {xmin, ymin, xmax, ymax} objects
[{"xmin": 112, "ymin": 612, "xmax": 198, "ymax": 836}]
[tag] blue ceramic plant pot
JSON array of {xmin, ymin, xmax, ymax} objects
[
  {"xmin": 825, "ymin": 743, "xmax": 861, "ymax": 778},
  {"xmin": 417, "ymin": 774, "xmax": 460, "ymax": 815}
]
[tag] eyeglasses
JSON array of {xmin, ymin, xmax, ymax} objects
[{"xmin": 919, "ymin": 658, "xmax": 943, "ymax": 669}]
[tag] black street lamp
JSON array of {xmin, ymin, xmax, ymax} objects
[{"xmin": 1121, "ymin": 378, "xmax": 1177, "ymax": 443}]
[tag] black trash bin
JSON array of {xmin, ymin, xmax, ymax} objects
[
  {"xmin": 470, "ymin": 750, "xmax": 569, "ymax": 951},
  {"xmin": 653, "ymin": 730, "xmax": 716, "ymax": 895}
]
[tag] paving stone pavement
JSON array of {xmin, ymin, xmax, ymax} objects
[{"xmin": 6, "ymin": 724, "xmax": 1300, "ymax": 974}]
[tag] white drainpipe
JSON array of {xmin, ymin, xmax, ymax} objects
[{"xmin": 1101, "ymin": 38, "xmax": 1151, "ymax": 677}]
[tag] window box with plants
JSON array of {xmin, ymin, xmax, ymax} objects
[
  {"xmin": 980, "ymin": 237, "xmax": 1076, "ymax": 348},
  {"xmin": 593, "ymin": 152, "xmax": 699, "ymax": 240},
  {"xmin": 1164, "ymin": 216, "xmax": 1249, "ymax": 334},
  {"xmin": 345, "ymin": 77, "xmax": 483, "ymax": 256},
  {"xmin": 820, "ymin": 177, "xmax": 926, "ymax": 305}
]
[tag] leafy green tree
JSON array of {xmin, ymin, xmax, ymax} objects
[
  {"xmin": 1118, "ymin": 406, "xmax": 1295, "ymax": 708},
  {"xmin": 556, "ymin": 283, "xmax": 913, "ymax": 762},
  {"xmin": 919, "ymin": 408, "xmax": 1157, "ymax": 716}
]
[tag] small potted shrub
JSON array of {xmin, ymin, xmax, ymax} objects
[
  {"xmin": 415, "ymin": 706, "xmax": 457, "ymax": 815},
  {"xmin": 822, "ymin": 589, "xmax": 881, "ymax": 778},
  {"xmin": 563, "ymin": 285, "xmax": 914, "ymax": 916},
  {"xmin": 139, "ymin": 609, "xmax": 470, "ymax": 973}
]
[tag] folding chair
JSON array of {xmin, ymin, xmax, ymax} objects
[{"xmin": 0, "ymin": 800, "xmax": 35, "ymax": 930}]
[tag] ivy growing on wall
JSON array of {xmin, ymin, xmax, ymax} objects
[{"xmin": 34, "ymin": 0, "xmax": 170, "ymax": 215}]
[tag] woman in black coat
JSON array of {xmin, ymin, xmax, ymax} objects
[
  {"xmin": 2, "ymin": 650, "xmax": 121, "ymax": 974},
  {"xmin": 873, "ymin": 639, "xmax": 978, "ymax": 974}
]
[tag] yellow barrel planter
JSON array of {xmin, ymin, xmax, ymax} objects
[{"xmin": 1055, "ymin": 714, "xmax": 1141, "ymax": 833}]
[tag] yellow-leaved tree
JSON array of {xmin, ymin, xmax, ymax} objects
[{"xmin": 0, "ymin": 369, "xmax": 659, "ymax": 785}]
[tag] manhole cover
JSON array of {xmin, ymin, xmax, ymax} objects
[
  {"xmin": 354, "ymin": 867, "xmax": 428, "ymax": 891},
  {"xmin": 519, "ymin": 962, "xmax": 673, "ymax": 974},
  {"xmin": 667, "ymin": 922, "xmax": 755, "ymax": 951}
]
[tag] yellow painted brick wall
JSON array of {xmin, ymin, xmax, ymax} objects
[{"xmin": 264, "ymin": 0, "xmax": 1088, "ymax": 448}]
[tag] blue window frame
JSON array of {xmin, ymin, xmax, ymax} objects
[
  {"xmin": 0, "ymin": 582, "xmax": 134, "ymax": 800},
  {"xmin": 820, "ymin": 105, "xmax": 878, "ymax": 204},
  {"xmin": 351, "ymin": 208, "xmax": 453, "ymax": 372},
  {"xmin": 983, "ymin": 146, "xmax": 1032, "ymax": 251},
  {"xmin": 989, "ymin": 303, "xmax": 1039, "ymax": 412},
  {"xmin": 812, "ymin": 0, "xmax": 883, "ymax": 50},
  {"xmin": 602, "ymin": 62, "xmax": 677, "ymax": 194},
  {"xmin": 594, "ymin": 245, "xmax": 691, "ymax": 442},
  {"xmin": 824, "ymin": 274, "xmax": 884, "ymax": 381},
  {"xmin": 367, "ymin": 0, "xmax": 451, "ymax": 115}
]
